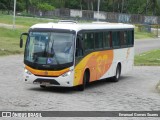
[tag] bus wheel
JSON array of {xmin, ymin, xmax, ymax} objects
[
  {"xmin": 40, "ymin": 85, "xmax": 46, "ymax": 88},
  {"xmin": 112, "ymin": 64, "xmax": 121, "ymax": 82},
  {"xmin": 78, "ymin": 70, "xmax": 89, "ymax": 91}
]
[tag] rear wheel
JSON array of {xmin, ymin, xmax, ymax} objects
[{"xmin": 112, "ymin": 64, "xmax": 121, "ymax": 82}]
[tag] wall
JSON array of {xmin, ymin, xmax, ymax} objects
[{"xmin": 29, "ymin": 8, "xmax": 160, "ymax": 24}]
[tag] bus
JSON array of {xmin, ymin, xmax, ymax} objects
[{"xmin": 20, "ymin": 21, "xmax": 134, "ymax": 91}]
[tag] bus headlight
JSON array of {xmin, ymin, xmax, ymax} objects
[
  {"xmin": 61, "ymin": 70, "xmax": 73, "ymax": 77},
  {"xmin": 24, "ymin": 68, "xmax": 32, "ymax": 75}
]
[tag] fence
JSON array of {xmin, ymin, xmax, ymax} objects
[
  {"xmin": 136, "ymin": 24, "xmax": 160, "ymax": 37},
  {"xmin": 28, "ymin": 8, "xmax": 160, "ymax": 25}
]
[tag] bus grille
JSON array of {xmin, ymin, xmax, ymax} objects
[{"xmin": 33, "ymin": 78, "xmax": 60, "ymax": 85}]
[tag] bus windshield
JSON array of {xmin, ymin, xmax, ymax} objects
[{"xmin": 25, "ymin": 31, "xmax": 75, "ymax": 66}]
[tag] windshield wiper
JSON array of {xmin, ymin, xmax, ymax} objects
[
  {"xmin": 33, "ymin": 54, "xmax": 38, "ymax": 63},
  {"xmin": 50, "ymin": 43, "xmax": 60, "ymax": 65},
  {"xmin": 46, "ymin": 39, "xmax": 60, "ymax": 66}
]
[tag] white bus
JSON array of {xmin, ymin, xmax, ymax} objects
[{"xmin": 20, "ymin": 21, "xmax": 134, "ymax": 91}]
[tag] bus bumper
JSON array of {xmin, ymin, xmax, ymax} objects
[{"xmin": 23, "ymin": 69, "xmax": 74, "ymax": 87}]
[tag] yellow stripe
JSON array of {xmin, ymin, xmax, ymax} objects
[{"xmin": 25, "ymin": 65, "xmax": 69, "ymax": 77}]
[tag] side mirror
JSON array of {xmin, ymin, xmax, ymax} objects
[
  {"xmin": 20, "ymin": 38, "xmax": 23, "ymax": 48},
  {"xmin": 20, "ymin": 33, "xmax": 28, "ymax": 48}
]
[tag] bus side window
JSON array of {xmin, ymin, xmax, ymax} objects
[
  {"xmin": 127, "ymin": 30, "xmax": 134, "ymax": 46},
  {"xmin": 103, "ymin": 32, "xmax": 110, "ymax": 49},
  {"xmin": 120, "ymin": 31, "xmax": 127, "ymax": 47},
  {"xmin": 84, "ymin": 33, "xmax": 94, "ymax": 50},
  {"xmin": 112, "ymin": 31, "xmax": 120, "ymax": 48},
  {"xmin": 95, "ymin": 32, "xmax": 103, "ymax": 49}
]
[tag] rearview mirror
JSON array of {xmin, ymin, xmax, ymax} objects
[
  {"xmin": 20, "ymin": 33, "xmax": 28, "ymax": 48},
  {"xmin": 20, "ymin": 38, "xmax": 23, "ymax": 48}
]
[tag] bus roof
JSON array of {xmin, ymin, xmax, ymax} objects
[{"xmin": 30, "ymin": 22, "xmax": 134, "ymax": 32}]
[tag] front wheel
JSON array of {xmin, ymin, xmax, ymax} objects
[
  {"xmin": 40, "ymin": 85, "xmax": 46, "ymax": 88},
  {"xmin": 77, "ymin": 71, "xmax": 89, "ymax": 91},
  {"xmin": 112, "ymin": 64, "xmax": 121, "ymax": 82}
]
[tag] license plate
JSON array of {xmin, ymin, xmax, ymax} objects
[{"xmin": 41, "ymin": 82, "xmax": 50, "ymax": 85}]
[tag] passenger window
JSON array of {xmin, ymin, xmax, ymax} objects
[
  {"xmin": 112, "ymin": 31, "xmax": 120, "ymax": 48},
  {"xmin": 120, "ymin": 31, "xmax": 127, "ymax": 46},
  {"xmin": 127, "ymin": 30, "xmax": 134, "ymax": 46},
  {"xmin": 95, "ymin": 32, "xmax": 103, "ymax": 49},
  {"xmin": 103, "ymin": 32, "xmax": 110, "ymax": 48},
  {"xmin": 84, "ymin": 33, "xmax": 94, "ymax": 50}
]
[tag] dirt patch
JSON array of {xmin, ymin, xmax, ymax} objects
[{"xmin": 0, "ymin": 23, "xmax": 24, "ymax": 29}]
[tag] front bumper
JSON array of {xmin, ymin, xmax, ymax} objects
[{"xmin": 23, "ymin": 69, "xmax": 74, "ymax": 87}]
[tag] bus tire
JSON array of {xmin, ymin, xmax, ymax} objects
[
  {"xmin": 112, "ymin": 64, "xmax": 121, "ymax": 82},
  {"xmin": 78, "ymin": 70, "xmax": 89, "ymax": 91},
  {"xmin": 40, "ymin": 85, "xmax": 46, "ymax": 88}
]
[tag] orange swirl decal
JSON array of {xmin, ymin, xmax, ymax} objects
[{"xmin": 74, "ymin": 50, "xmax": 113, "ymax": 86}]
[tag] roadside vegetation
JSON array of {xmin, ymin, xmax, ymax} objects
[
  {"xmin": 134, "ymin": 28, "xmax": 156, "ymax": 39},
  {"xmin": 0, "ymin": 15, "xmax": 159, "ymax": 58},
  {"xmin": 134, "ymin": 49, "xmax": 160, "ymax": 66},
  {"xmin": 0, "ymin": 14, "xmax": 55, "ymax": 56}
]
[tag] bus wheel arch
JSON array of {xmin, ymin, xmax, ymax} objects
[
  {"xmin": 85, "ymin": 68, "xmax": 90, "ymax": 84},
  {"xmin": 112, "ymin": 62, "xmax": 121, "ymax": 82},
  {"xmin": 77, "ymin": 68, "xmax": 90, "ymax": 91}
]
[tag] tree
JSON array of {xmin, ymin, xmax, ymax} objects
[
  {"xmin": 37, "ymin": 3, "xmax": 55, "ymax": 13},
  {"xmin": 84, "ymin": 0, "xmax": 96, "ymax": 11}
]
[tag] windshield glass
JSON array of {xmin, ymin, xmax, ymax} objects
[{"xmin": 25, "ymin": 31, "xmax": 75, "ymax": 65}]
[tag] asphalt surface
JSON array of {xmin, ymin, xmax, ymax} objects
[
  {"xmin": 135, "ymin": 38, "xmax": 160, "ymax": 54},
  {"xmin": 0, "ymin": 55, "xmax": 160, "ymax": 120}
]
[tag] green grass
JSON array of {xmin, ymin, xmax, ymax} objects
[
  {"xmin": 0, "ymin": 14, "xmax": 57, "ymax": 27},
  {"xmin": 0, "ymin": 14, "xmax": 57, "ymax": 56},
  {"xmin": 0, "ymin": 28, "xmax": 24, "ymax": 55},
  {"xmin": 134, "ymin": 49, "xmax": 160, "ymax": 66},
  {"xmin": 0, "ymin": 14, "xmax": 158, "ymax": 56},
  {"xmin": 134, "ymin": 28, "xmax": 156, "ymax": 39}
]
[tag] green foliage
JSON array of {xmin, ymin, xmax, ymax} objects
[
  {"xmin": 1, "ymin": 0, "xmax": 160, "ymax": 16},
  {"xmin": 37, "ymin": 3, "xmax": 55, "ymax": 11}
]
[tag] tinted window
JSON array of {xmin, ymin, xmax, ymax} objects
[
  {"xmin": 103, "ymin": 32, "xmax": 110, "ymax": 48},
  {"xmin": 120, "ymin": 31, "xmax": 127, "ymax": 46},
  {"xmin": 95, "ymin": 32, "xmax": 103, "ymax": 49},
  {"xmin": 84, "ymin": 33, "xmax": 94, "ymax": 50},
  {"xmin": 112, "ymin": 31, "xmax": 120, "ymax": 48},
  {"xmin": 127, "ymin": 30, "xmax": 134, "ymax": 46}
]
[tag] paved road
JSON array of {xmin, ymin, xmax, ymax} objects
[
  {"xmin": 0, "ymin": 55, "xmax": 160, "ymax": 112},
  {"xmin": 0, "ymin": 38, "xmax": 160, "ymax": 119},
  {"xmin": 135, "ymin": 38, "xmax": 160, "ymax": 54}
]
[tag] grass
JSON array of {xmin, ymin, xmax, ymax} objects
[
  {"xmin": 134, "ymin": 49, "xmax": 160, "ymax": 66},
  {"xmin": 0, "ymin": 14, "xmax": 57, "ymax": 27},
  {"xmin": 134, "ymin": 28, "xmax": 156, "ymax": 39},
  {"xmin": 0, "ymin": 14, "xmax": 158, "ymax": 56},
  {"xmin": 0, "ymin": 14, "xmax": 57, "ymax": 56}
]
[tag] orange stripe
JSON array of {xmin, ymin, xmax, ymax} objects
[
  {"xmin": 25, "ymin": 65, "xmax": 69, "ymax": 77},
  {"xmin": 74, "ymin": 50, "xmax": 113, "ymax": 86}
]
